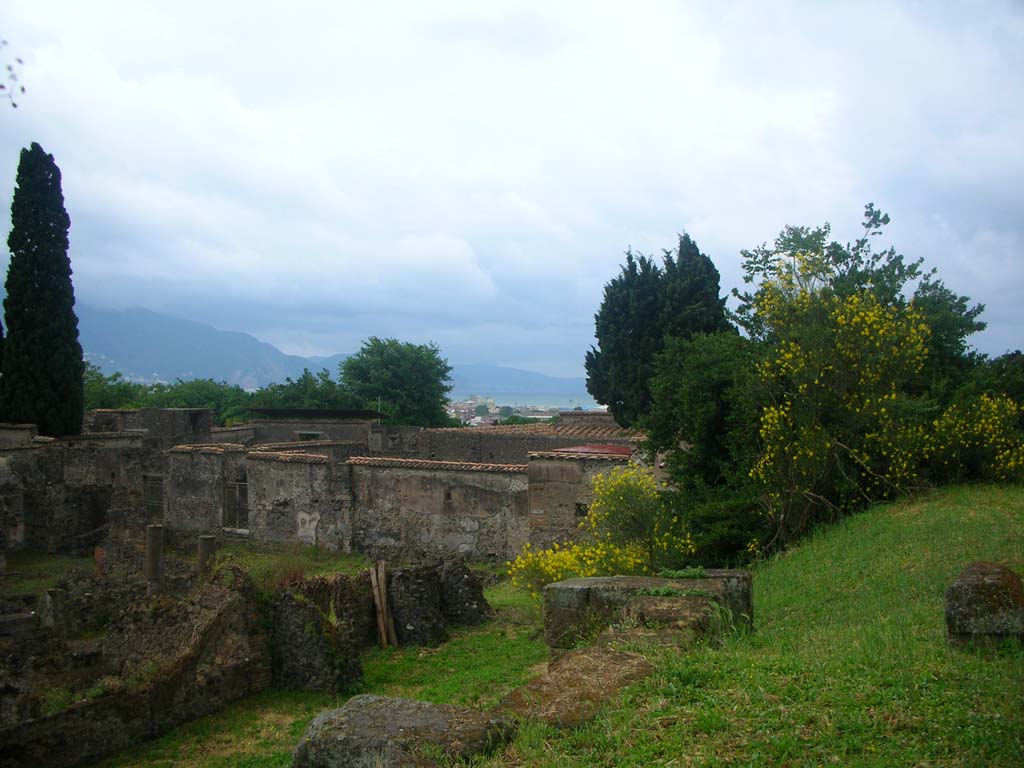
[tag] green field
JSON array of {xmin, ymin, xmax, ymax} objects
[{"xmin": 87, "ymin": 484, "xmax": 1023, "ymax": 766}]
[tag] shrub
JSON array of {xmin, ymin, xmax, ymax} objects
[{"xmin": 508, "ymin": 466, "xmax": 695, "ymax": 598}]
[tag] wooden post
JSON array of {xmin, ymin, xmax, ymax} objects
[
  {"xmin": 144, "ymin": 524, "xmax": 164, "ymax": 595},
  {"xmin": 369, "ymin": 565, "xmax": 389, "ymax": 647},
  {"xmin": 378, "ymin": 561, "xmax": 398, "ymax": 646}
]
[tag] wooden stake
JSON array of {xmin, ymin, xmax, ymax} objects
[
  {"xmin": 369, "ymin": 565, "xmax": 389, "ymax": 647},
  {"xmin": 378, "ymin": 560, "xmax": 398, "ymax": 646}
]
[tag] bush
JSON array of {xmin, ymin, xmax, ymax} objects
[
  {"xmin": 671, "ymin": 494, "xmax": 768, "ymax": 567},
  {"xmin": 508, "ymin": 466, "xmax": 695, "ymax": 598}
]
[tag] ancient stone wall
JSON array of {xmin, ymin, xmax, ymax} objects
[
  {"xmin": 348, "ymin": 458, "xmax": 528, "ymax": 561},
  {"xmin": 367, "ymin": 425, "xmax": 426, "ymax": 457},
  {"xmin": 527, "ymin": 452, "xmax": 630, "ymax": 548},
  {"xmin": 243, "ymin": 419, "xmax": 372, "ymax": 445},
  {"xmin": 59, "ymin": 433, "xmax": 147, "ymax": 548},
  {"xmin": 208, "ymin": 424, "xmax": 256, "ymax": 445},
  {"xmin": 251, "ymin": 440, "xmax": 364, "ymax": 463},
  {"xmin": 165, "ymin": 445, "xmax": 248, "ymax": 531},
  {"xmin": 246, "ymin": 452, "xmax": 351, "ymax": 549},
  {"xmin": 0, "ymin": 424, "xmax": 38, "ymax": 448}
]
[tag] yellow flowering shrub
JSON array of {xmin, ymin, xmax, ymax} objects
[
  {"xmin": 929, "ymin": 394, "xmax": 1024, "ymax": 481},
  {"xmin": 750, "ymin": 282, "xmax": 932, "ymax": 539},
  {"xmin": 507, "ymin": 465, "xmax": 695, "ymax": 599}
]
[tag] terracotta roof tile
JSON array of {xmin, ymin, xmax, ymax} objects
[
  {"xmin": 169, "ymin": 443, "xmax": 249, "ymax": 454},
  {"xmin": 347, "ymin": 456, "xmax": 527, "ymax": 474},
  {"xmin": 427, "ymin": 423, "xmax": 642, "ymax": 439},
  {"xmin": 248, "ymin": 451, "xmax": 330, "ymax": 464},
  {"xmin": 253, "ymin": 440, "xmax": 362, "ymax": 452},
  {"xmin": 528, "ymin": 451, "xmax": 631, "ymax": 462}
]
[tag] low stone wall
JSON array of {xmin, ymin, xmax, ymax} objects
[
  {"xmin": 348, "ymin": 458, "xmax": 529, "ymax": 561},
  {"xmin": 0, "ymin": 424, "xmax": 37, "ymax": 449}
]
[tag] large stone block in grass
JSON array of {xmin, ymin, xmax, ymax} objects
[
  {"xmin": 945, "ymin": 562, "xmax": 1024, "ymax": 645},
  {"xmin": 497, "ymin": 647, "xmax": 653, "ymax": 728},
  {"xmin": 543, "ymin": 571, "xmax": 752, "ymax": 649},
  {"xmin": 292, "ymin": 694, "xmax": 515, "ymax": 767}
]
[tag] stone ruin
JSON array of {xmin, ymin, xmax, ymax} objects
[
  {"xmin": 290, "ymin": 569, "xmax": 754, "ymax": 767},
  {"xmin": 0, "ymin": 524, "xmax": 495, "ymax": 768},
  {"xmin": 0, "ymin": 408, "xmax": 641, "ymax": 565}
]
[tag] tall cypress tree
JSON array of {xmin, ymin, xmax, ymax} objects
[
  {"xmin": 585, "ymin": 233, "xmax": 730, "ymax": 427},
  {"xmin": 0, "ymin": 142, "xmax": 84, "ymax": 436}
]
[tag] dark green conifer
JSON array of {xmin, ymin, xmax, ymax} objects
[
  {"xmin": 585, "ymin": 233, "xmax": 730, "ymax": 427},
  {"xmin": 0, "ymin": 142, "xmax": 84, "ymax": 435}
]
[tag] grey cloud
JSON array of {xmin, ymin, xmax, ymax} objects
[{"xmin": 0, "ymin": 0, "xmax": 1021, "ymax": 377}]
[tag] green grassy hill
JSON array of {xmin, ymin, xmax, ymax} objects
[{"xmin": 93, "ymin": 484, "xmax": 1024, "ymax": 767}]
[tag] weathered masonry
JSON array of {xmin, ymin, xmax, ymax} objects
[{"xmin": 1, "ymin": 410, "xmax": 638, "ymax": 562}]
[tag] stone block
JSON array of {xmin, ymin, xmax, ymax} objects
[
  {"xmin": 945, "ymin": 562, "xmax": 1024, "ymax": 645},
  {"xmin": 543, "ymin": 571, "xmax": 752, "ymax": 650},
  {"xmin": 292, "ymin": 694, "xmax": 514, "ymax": 768},
  {"xmin": 272, "ymin": 591, "xmax": 362, "ymax": 692},
  {"xmin": 440, "ymin": 562, "xmax": 492, "ymax": 626},
  {"xmin": 388, "ymin": 565, "xmax": 446, "ymax": 646}
]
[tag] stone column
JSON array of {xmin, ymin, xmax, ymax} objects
[
  {"xmin": 198, "ymin": 534, "xmax": 217, "ymax": 577},
  {"xmin": 144, "ymin": 524, "xmax": 164, "ymax": 595}
]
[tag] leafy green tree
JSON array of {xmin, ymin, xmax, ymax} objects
[
  {"xmin": 586, "ymin": 234, "xmax": 730, "ymax": 427},
  {"xmin": 645, "ymin": 331, "xmax": 760, "ymax": 493},
  {"xmin": 143, "ymin": 378, "xmax": 251, "ymax": 424},
  {"xmin": 83, "ymin": 363, "xmax": 147, "ymax": 410},
  {"xmin": 0, "ymin": 143, "xmax": 84, "ymax": 435},
  {"xmin": 249, "ymin": 368, "xmax": 358, "ymax": 412},
  {"xmin": 340, "ymin": 337, "xmax": 453, "ymax": 426},
  {"xmin": 474, "ymin": 403, "xmax": 490, "ymax": 417}
]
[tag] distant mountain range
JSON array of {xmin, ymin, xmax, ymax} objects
[{"xmin": 76, "ymin": 305, "xmax": 593, "ymax": 404}]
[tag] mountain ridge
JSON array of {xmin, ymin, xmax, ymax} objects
[{"xmin": 76, "ymin": 305, "xmax": 591, "ymax": 403}]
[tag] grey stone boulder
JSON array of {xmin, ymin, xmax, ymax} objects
[
  {"xmin": 292, "ymin": 694, "xmax": 515, "ymax": 767},
  {"xmin": 946, "ymin": 562, "xmax": 1024, "ymax": 645}
]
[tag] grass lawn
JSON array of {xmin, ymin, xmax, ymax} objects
[
  {"xmin": 0, "ymin": 551, "xmax": 94, "ymax": 598},
  {"xmin": 88, "ymin": 484, "xmax": 1023, "ymax": 766}
]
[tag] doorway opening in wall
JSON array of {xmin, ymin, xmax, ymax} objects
[
  {"xmin": 143, "ymin": 475, "xmax": 164, "ymax": 521},
  {"xmin": 223, "ymin": 476, "xmax": 249, "ymax": 533}
]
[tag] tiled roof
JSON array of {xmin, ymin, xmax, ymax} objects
[
  {"xmin": 428, "ymin": 423, "xmax": 642, "ymax": 439},
  {"xmin": 252, "ymin": 440, "xmax": 362, "ymax": 451},
  {"xmin": 169, "ymin": 443, "xmax": 248, "ymax": 454},
  {"xmin": 528, "ymin": 451, "xmax": 631, "ymax": 462},
  {"xmin": 248, "ymin": 451, "xmax": 330, "ymax": 464},
  {"xmin": 348, "ymin": 456, "xmax": 527, "ymax": 474},
  {"xmin": 550, "ymin": 444, "xmax": 634, "ymax": 456}
]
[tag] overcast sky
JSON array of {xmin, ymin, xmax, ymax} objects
[{"xmin": 0, "ymin": 1, "xmax": 1021, "ymax": 377}]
